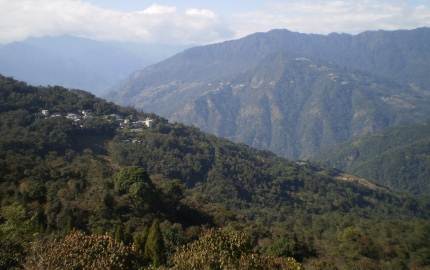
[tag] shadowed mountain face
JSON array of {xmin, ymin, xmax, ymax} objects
[
  {"xmin": 0, "ymin": 36, "xmax": 186, "ymax": 96},
  {"xmin": 111, "ymin": 28, "xmax": 430, "ymax": 159}
]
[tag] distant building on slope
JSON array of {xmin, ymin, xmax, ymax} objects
[
  {"xmin": 81, "ymin": 110, "xmax": 92, "ymax": 119},
  {"xmin": 143, "ymin": 118, "xmax": 154, "ymax": 128},
  {"xmin": 131, "ymin": 118, "xmax": 154, "ymax": 129},
  {"xmin": 66, "ymin": 113, "xmax": 80, "ymax": 122},
  {"xmin": 41, "ymin": 109, "xmax": 49, "ymax": 117}
]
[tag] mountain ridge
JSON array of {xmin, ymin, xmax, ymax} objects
[
  {"xmin": 0, "ymin": 36, "xmax": 186, "ymax": 96},
  {"xmin": 110, "ymin": 27, "xmax": 430, "ymax": 161},
  {"xmin": 112, "ymin": 48, "xmax": 430, "ymax": 159}
]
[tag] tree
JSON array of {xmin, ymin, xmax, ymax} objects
[
  {"xmin": 114, "ymin": 167, "xmax": 153, "ymax": 194},
  {"xmin": 0, "ymin": 203, "xmax": 33, "ymax": 241},
  {"xmin": 338, "ymin": 226, "xmax": 379, "ymax": 262},
  {"xmin": 133, "ymin": 226, "xmax": 149, "ymax": 257},
  {"xmin": 23, "ymin": 230, "xmax": 138, "ymax": 270},
  {"xmin": 0, "ymin": 240, "xmax": 25, "ymax": 270},
  {"xmin": 113, "ymin": 224, "xmax": 132, "ymax": 245},
  {"xmin": 114, "ymin": 224, "xmax": 125, "ymax": 243},
  {"xmin": 144, "ymin": 219, "xmax": 166, "ymax": 267},
  {"xmin": 267, "ymin": 234, "xmax": 314, "ymax": 261},
  {"xmin": 171, "ymin": 228, "xmax": 303, "ymax": 270}
]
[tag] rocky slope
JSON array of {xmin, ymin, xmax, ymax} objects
[{"xmin": 111, "ymin": 28, "xmax": 430, "ymax": 159}]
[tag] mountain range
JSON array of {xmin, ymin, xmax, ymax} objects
[
  {"xmin": 110, "ymin": 27, "xmax": 430, "ymax": 160},
  {"xmin": 0, "ymin": 36, "xmax": 186, "ymax": 96}
]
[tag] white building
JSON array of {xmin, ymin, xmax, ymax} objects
[
  {"xmin": 81, "ymin": 110, "xmax": 92, "ymax": 119},
  {"xmin": 143, "ymin": 118, "xmax": 153, "ymax": 128},
  {"xmin": 41, "ymin": 110, "xmax": 49, "ymax": 117},
  {"xmin": 66, "ymin": 113, "xmax": 80, "ymax": 121}
]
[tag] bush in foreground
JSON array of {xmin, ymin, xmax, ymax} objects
[
  {"xmin": 23, "ymin": 230, "xmax": 138, "ymax": 270},
  {"xmin": 171, "ymin": 228, "xmax": 303, "ymax": 270}
]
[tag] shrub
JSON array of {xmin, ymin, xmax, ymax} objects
[
  {"xmin": 0, "ymin": 240, "xmax": 25, "ymax": 270},
  {"xmin": 23, "ymin": 230, "xmax": 138, "ymax": 270},
  {"xmin": 171, "ymin": 229, "xmax": 302, "ymax": 270}
]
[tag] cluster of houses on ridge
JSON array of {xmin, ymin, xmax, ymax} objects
[
  {"xmin": 40, "ymin": 109, "xmax": 154, "ymax": 131},
  {"xmin": 41, "ymin": 109, "xmax": 92, "ymax": 122}
]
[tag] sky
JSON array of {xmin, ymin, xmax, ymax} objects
[{"xmin": 1, "ymin": 0, "xmax": 430, "ymax": 45}]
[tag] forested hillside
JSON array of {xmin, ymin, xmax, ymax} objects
[
  {"xmin": 1, "ymin": 75, "xmax": 430, "ymax": 269},
  {"xmin": 318, "ymin": 123, "xmax": 430, "ymax": 196}
]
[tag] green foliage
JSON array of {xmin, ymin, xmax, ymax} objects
[
  {"xmin": 23, "ymin": 230, "xmax": 138, "ymax": 270},
  {"xmin": 408, "ymin": 222, "xmax": 430, "ymax": 266},
  {"xmin": 134, "ymin": 226, "xmax": 149, "ymax": 257},
  {"xmin": 114, "ymin": 167, "xmax": 152, "ymax": 194},
  {"xmin": 172, "ymin": 228, "xmax": 252, "ymax": 269},
  {"xmin": 0, "ymin": 75, "xmax": 430, "ymax": 269},
  {"xmin": 20, "ymin": 181, "xmax": 47, "ymax": 203},
  {"xmin": 171, "ymin": 229, "xmax": 303, "ymax": 270},
  {"xmin": 144, "ymin": 219, "xmax": 166, "ymax": 267},
  {"xmin": 0, "ymin": 203, "xmax": 34, "ymax": 241},
  {"xmin": 337, "ymin": 226, "xmax": 379, "ymax": 261},
  {"xmin": 160, "ymin": 221, "xmax": 187, "ymax": 257},
  {"xmin": 0, "ymin": 240, "xmax": 25, "ymax": 270},
  {"xmin": 267, "ymin": 234, "xmax": 314, "ymax": 261},
  {"xmin": 114, "ymin": 224, "xmax": 126, "ymax": 243},
  {"xmin": 310, "ymin": 260, "xmax": 339, "ymax": 270},
  {"xmin": 318, "ymin": 123, "xmax": 430, "ymax": 195}
]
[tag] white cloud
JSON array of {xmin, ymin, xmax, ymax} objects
[
  {"xmin": 0, "ymin": 0, "xmax": 429, "ymax": 45},
  {"xmin": 0, "ymin": 0, "xmax": 231, "ymax": 44},
  {"xmin": 186, "ymin": 8, "xmax": 217, "ymax": 19},
  {"xmin": 232, "ymin": 0, "xmax": 430, "ymax": 38},
  {"xmin": 141, "ymin": 4, "xmax": 176, "ymax": 15}
]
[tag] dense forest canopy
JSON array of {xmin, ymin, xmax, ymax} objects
[
  {"xmin": 317, "ymin": 123, "xmax": 430, "ymax": 196},
  {"xmin": 0, "ymin": 75, "xmax": 429, "ymax": 269}
]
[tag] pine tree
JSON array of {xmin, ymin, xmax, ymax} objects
[
  {"xmin": 31, "ymin": 208, "xmax": 47, "ymax": 233},
  {"xmin": 144, "ymin": 219, "xmax": 166, "ymax": 267},
  {"xmin": 133, "ymin": 226, "xmax": 149, "ymax": 257},
  {"xmin": 64, "ymin": 211, "xmax": 74, "ymax": 233},
  {"xmin": 123, "ymin": 225, "xmax": 133, "ymax": 245},
  {"xmin": 113, "ymin": 224, "xmax": 124, "ymax": 243}
]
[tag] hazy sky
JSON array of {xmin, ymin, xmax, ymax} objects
[{"xmin": 1, "ymin": 0, "xmax": 429, "ymax": 45}]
